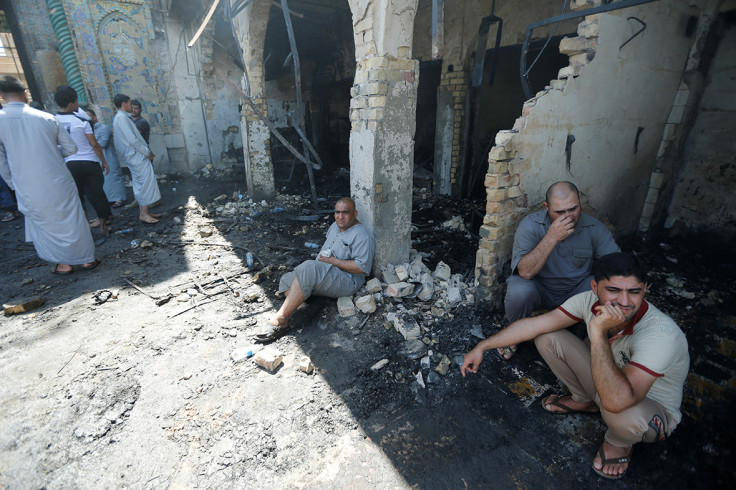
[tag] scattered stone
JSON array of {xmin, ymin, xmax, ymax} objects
[
  {"xmin": 394, "ymin": 315, "xmax": 421, "ymax": 340},
  {"xmin": 395, "ymin": 265, "xmax": 409, "ymax": 281},
  {"xmin": 666, "ymin": 276, "xmax": 684, "ymax": 288},
  {"xmin": 3, "ymin": 297, "xmax": 45, "ymax": 315},
  {"xmin": 701, "ymin": 290, "xmax": 721, "ymax": 307},
  {"xmin": 355, "ymin": 295, "xmax": 376, "ymax": 313},
  {"xmin": 364, "ymin": 278, "xmax": 382, "ymax": 294},
  {"xmin": 441, "ymin": 216, "xmax": 466, "ymax": 232},
  {"xmin": 415, "ymin": 370, "xmax": 425, "ymax": 389},
  {"xmin": 398, "ymin": 339, "xmax": 428, "ymax": 360},
  {"xmin": 447, "ymin": 287, "xmax": 462, "ymax": 303},
  {"xmin": 387, "ymin": 282, "xmax": 414, "ymax": 298},
  {"xmin": 21, "ymin": 278, "xmax": 33, "ymax": 286},
  {"xmin": 435, "ymin": 355, "xmax": 451, "ymax": 375},
  {"xmin": 381, "ymin": 267, "xmax": 400, "ymax": 285},
  {"xmin": 298, "ymin": 356, "xmax": 314, "ymax": 374},
  {"xmin": 469, "ymin": 325, "xmax": 485, "ymax": 340},
  {"xmin": 433, "ymin": 261, "xmax": 451, "ymax": 281},
  {"xmin": 175, "ymin": 293, "xmax": 191, "ymax": 302},
  {"xmin": 427, "ymin": 372, "xmax": 441, "ymax": 384},
  {"xmin": 173, "ymin": 216, "xmax": 182, "ymax": 224},
  {"xmin": 371, "ymin": 359, "xmax": 389, "ymax": 370},
  {"xmin": 186, "ymin": 288, "xmax": 198, "ymax": 296},
  {"xmin": 229, "ymin": 329, "xmax": 238, "ymax": 337},
  {"xmin": 140, "ymin": 240, "xmax": 154, "ymax": 248},
  {"xmin": 254, "ymin": 347, "xmax": 283, "ymax": 372},
  {"xmin": 677, "ymin": 290, "xmax": 696, "ymax": 299},
  {"xmin": 337, "ymin": 296, "xmax": 356, "ymax": 317},
  {"xmin": 199, "ymin": 228, "xmax": 213, "ymax": 238},
  {"xmin": 110, "ymin": 289, "xmax": 120, "ymax": 299},
  {"xmin": 420, "ymin": 355, "xmax": 431, "ymax": 369}
]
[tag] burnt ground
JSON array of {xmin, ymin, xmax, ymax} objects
[{"xmin": 0, "ymin": 165, "xmax": 734, "ymax": 489}]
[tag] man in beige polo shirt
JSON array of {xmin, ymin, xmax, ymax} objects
[{"xmin": 461, "ymin": 252, "xmax": 689, "ymax": 480}]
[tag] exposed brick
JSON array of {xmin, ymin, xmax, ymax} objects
[
  {"xmin": 368, "ymin": 96, "xmax": 387, "ymax": 107},
  {"xmin": 478, "ymin": 238, "xmax": 498, "ymax": 252},
  {"xmin": 495, "ymin": 130, "xmax": 515, "ymax": 147},
  {"xmin": 478, "ymin": 225, "xmax": 500, "ymax": 240},
  {"xmin": 559, "ymin": 36, "xmax": 596, "ymax": 55},
  {"xmin": 487, "ymin": 161, "xmax": 509, "ymax": 174},
  {"xmin": 577, "ymin": 20, "xmax": 599, "ymax": 38},
  {"xmin": 558, "ymin": 64, "xmax": 583, "ymax": 79}
]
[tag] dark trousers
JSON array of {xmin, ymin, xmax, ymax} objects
[
  {"xmin": 0, "ymin": 176, "xmax": 17, "ymax": 211},
  {"xmin": 66, "ymin": 160, "xmax": 111, "ymax": 221}
]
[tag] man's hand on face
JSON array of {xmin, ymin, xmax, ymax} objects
[
  {"xmin": 591, "ymin": 302, "xmax": 627, "ymax": 336},
  {"xmin": 546, "ymin": 214, "xmax": 576, "ymax": 242}
]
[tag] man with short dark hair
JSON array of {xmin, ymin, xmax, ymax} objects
[
  {"xmin": 255, "ymin": 197, "xmax": 376, "ymax": 343},
  {"xmin": 0, "ymin": 75, "xmax": 99, "ymax": 274},
  {"xmin": 130, "ymin": 99, "xmax": 150, "ymax": 144},
  {"xmin": 54, "ymin": 86, "xmax": 112, "ymax": 235},
  {"xmin": 462, "ymin": 252, "xmax": 689, "ymax": 480},
  {"xmin": 112, "ymin": 93, "xmax": 161, "ymax": 224},
  {"xmin": 500, "ymin": 181, "xmax": 620, "ymax": 359}
]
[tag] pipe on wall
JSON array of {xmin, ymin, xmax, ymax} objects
[{"xmin": 45, "ymin": 0, "xmax": 88, "ymax": 103}]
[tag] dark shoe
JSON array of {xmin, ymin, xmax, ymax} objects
[{"xmin": 253, "ymin": 323, "xmax": 291, "ymax": 344}]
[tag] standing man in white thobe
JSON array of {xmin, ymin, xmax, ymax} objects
[
  {"xmin": 0, "ymin": 75, "xmax": 98, "ymax": 274},
  {"xmin": 112, "ymin": 93, "xmax": 161, "ymax": 224}
]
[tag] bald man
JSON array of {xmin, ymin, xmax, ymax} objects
[{"xmin": 500, "ymin": 181, "xmax": 620, "ymax": 359}]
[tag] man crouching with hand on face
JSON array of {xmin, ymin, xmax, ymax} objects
[{"xmin": 461, "ymin": 252, "xmax": 689, "ymax": 480}]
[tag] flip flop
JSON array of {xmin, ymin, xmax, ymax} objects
[
  {"xmin": 542, "ymin": 394, "xmax": 599, "ymax": 414},
  {"xmin": 139, "ymin": 216, "xmax": 159, "ymax": 224},
  {"xmin": 51, "ymin": 264, "xmax": 73, "ymax": 275},
  {"xmin": 253, "ymin": 323, "xmax": 291, "ymax": 343},
  {"xmin": 111, "ymin": 201, "xmax": 125, "ymax": 208},
  {"xmin": 89, "ymin": 218, "xmax": 101, "ymax": 228},
  {"xmin": 82, "ymin": 259, "xmax": 102, "ymax": 271},
  {"xmin": 2, "ymin": 211, "xmax": 19, "ymax": 222},
  {"xmin": 592, "ymin": 445, "xmax": 632, "ymax": 480}
]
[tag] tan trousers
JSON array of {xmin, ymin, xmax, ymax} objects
[{"xmin": 534, "ymin": 330, "xmax": 678, "ymax": 447}]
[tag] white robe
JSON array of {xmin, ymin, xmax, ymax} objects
[
  {"xmin": 94, "ymin": 121, "xmax": 127, "ymax": 202},
  {"xmin": 113, "ymin": 110, "xmax": 160, "ymax": 207},
  {"xmin": 0, "ymin": 102, "xmax": 95, "ymax": 265}
]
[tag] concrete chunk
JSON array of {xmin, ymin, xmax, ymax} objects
[
  {"xmin": 254, "ymin": 347, "xmax": 283, "ymax": 372},
  {"xmin": 394, "ymin": 316, "xmax": 421, "ymax": 340},
  {"xmin": 395, "ymin": 265, "xmax": 409, "ymax": 281},
  {"xmin": 371, "ymin": 359, "xmax": 389, "ymax": 370},
  {"xmin": 337, "ymin": 296, "xmax": 356, "ymax": 317},
  {"xmin": 365, "ymin": 278, "xmax": 382, "ymax": 294},
  {"xmin": 387, "ymin": 282, "xmax": 415, "ymax": 298},
  {"xmin": 298, "ymin": 356, "xmax": 314, "ymax": 374},
  {"xmin": 355, "ymin": 295, "xmax": 377, "ymax": 313},
  {"xmin": 433, "ymin": 261, "xmax": 451, "ymax": 281},
  {"xmin": 381, "ymin": 267, "xmax": 400, "ymax": 284}
]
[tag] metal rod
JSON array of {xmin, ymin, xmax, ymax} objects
[
  {"xmin": 188, "ymin": 0, "xmax": 220, "ymax": 48},
  {"xmin": 520, "ymin": 0, "xmax": 659, "ymax": 99},
  {"xmin": 286, "ymin": 112, "xmax": 323, "ymax": 170}
]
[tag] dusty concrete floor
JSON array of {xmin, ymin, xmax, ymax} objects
[{"xmin": 1, "ymin": 168, "xmax": 734, "ymax": 489}]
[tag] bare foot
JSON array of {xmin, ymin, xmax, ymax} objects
[
  {"xmin": 268, "ymin": 316, "xmax": 289, "ymax": 330},
  {"xmin": 100, "ymin": 223, "xmax": 111, "ymax": 236},
  {"xmin": 592, "ymin": 441, "xmax": 632, "ymax": 479},
  {"xmin": 89, "ymin": 218, "xmax": 100, "ymax": 228},
  {"xmin": 542, "ymin": 394, "xmax": 599, "ymax": 414},
  {"xmin": 497, "ymin": 344, "xmax": 518, "ymax": 360}
]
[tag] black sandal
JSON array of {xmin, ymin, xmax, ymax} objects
[{"xmin": 253, "ymin": 323, "xmax": 291, "ymax": 343}]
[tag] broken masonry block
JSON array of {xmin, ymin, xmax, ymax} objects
[
  {"xmin": 298, "ymin": 356, "xmax": 314, "ymax": 374},
  {"xmin": 355, "ymin": 295, "xmax": 377, "ymax": 314},
  {"xmin": 337, "ymin": 296, "xmax": 356, "ymax": 317},
  {"xmin": 381, "ymin": 267, "xmax": 400, "ymax": 285},
  {"xmin": 364, "ymin": 278, "xmax": 382, "ymax": 294},
  {"xmin": 254, "ymin": 347, "xmax": 283, "ymax": 372},
  {"xmin": 387, "ymin": 282, "xmax": 415, "ymax": 298},
  {"xmin": 395, "ymin": 265, "xmax": 409, "ymax": 281},
  {"xmin": 433, "ymin": 261, "xmax": 451, "ymax": 282},
  {"xmin": 447, "ymin": 287, "xmax": 462, "ymax": 303},
  {"xmin": 435, "ymin": 355, "xmax": 451, "ymax": 376},
  {"xmin": 394, "ymin": 316, "xmax": 422, "ymax": 341}
]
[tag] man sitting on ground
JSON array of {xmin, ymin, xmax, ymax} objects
[
  {"xmin": 461, "ymin": 252, "xmax": 689, "ymax": 480},
  {"xmin": 255, "ymin": 197, "xmax": 376, "ymax": 343},
  {"xmin": 500, "ymin": 181, "xmax": 620, "ymax": 359}
]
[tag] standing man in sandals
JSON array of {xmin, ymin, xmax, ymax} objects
[
  {"xmin": 0, "ymin": 75, "xmax": 99, "ymax": 274},
  {"xmin": 462, "ymin": 253, "xmax": 689, "ymax": 480},
  {"xmin": 255, "ymin": 197, "xmax": 375, "ymax": 343},
  {"xmin": 499, "ymin": 181, "xmax": 620, "ymax": 359},
  {"xmin": 112, "ymin": 94, "xmax": 161, "ymax": 224}
]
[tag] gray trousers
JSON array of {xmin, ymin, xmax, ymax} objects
[
  {"xmin": 504, "ymin": 274, "xmax": 593, "ymax": 322},
  {"xmin": 535, "ymin": 330, "xmax": 678, "ymax": 447},
  {"xmin": 279, "ymin": 260, "xmax": 363, "ymax": 299}
]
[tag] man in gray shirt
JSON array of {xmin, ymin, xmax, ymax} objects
[
  {"xmin": 500, "ymin": 181, "xmax": 620, "ymax": 359},
  {"xmin": 255, "ymin": 197, "xmax": 376, "ymax": 343}
]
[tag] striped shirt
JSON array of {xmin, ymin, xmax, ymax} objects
[{"xmin": 559, "ymin": 290, "xmax": 689, "ymax": 423}]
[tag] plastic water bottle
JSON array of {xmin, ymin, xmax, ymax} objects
[
  {"xmin": 115, "ymin": 228, "xmax": 134, "ymax": 235},
  {"xmin": 304, "ymin": 242, "xmax": 320, "ymax": 249},
  {"xmin": 246, "ymin": 252, "xmax": 254, "ymax": 268}
]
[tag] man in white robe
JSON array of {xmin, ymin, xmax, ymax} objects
[
  {"xmin": 112, "ymin": 93, "xmax": 161, "ymax": 224},
  {"xmin": 0, "ymin": 76, "xmax": 97, "ymax": 274}
]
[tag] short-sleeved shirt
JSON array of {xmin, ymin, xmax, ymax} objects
[
  {"xmin": 511, "ymin": 211, "xmax": 620, "ymax": 296},
  {"xmin": 321, "ymin": 222, "xmax": 375, "ymax": 278},
  {"xmin": 55, "ymin": 113, "xmax": 97, "ymax": 162},
  {"xmin": 559, "ymin": 290, "xmax": 689, "ymax": 423}
]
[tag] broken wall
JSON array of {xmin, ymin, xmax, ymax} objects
[
  {"xmin": 476, "ymin": 0, "xmax": 702, "ymax": 299},
  {"xmin": 664, "ymin": 12, "xmax": 736, "ymax": 236}
]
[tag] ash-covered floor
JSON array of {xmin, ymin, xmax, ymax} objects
[{"xmin": 0, "ymin": 165, "xmax": 733, "ymax": 488}]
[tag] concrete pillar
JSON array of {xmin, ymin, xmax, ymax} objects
[
  {"xmin": 433, "ymin": 59, "xmax": 468, "ymax": 195},
  {"xmin": 348, "ymin": 0, "xmax": 420, "ymax": 270},
  {"xmin": 232, "ymin": 1, "xmax": 275, "ymax": 201}
]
